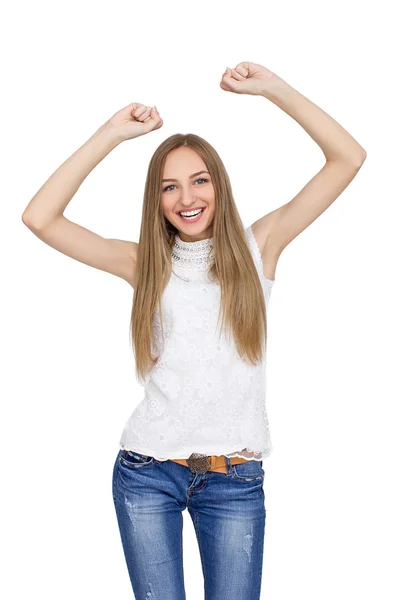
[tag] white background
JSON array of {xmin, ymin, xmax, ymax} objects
[{"xmin": 2, "ymin": 0, "xmax": 399, "ymax": 598}]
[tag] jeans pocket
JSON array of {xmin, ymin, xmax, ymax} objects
[
  {"xmin": 119, "ymin": 449, "xmax": 155, "ymax": 469},
  {"xmin": 232, "ymin": 459, "xmax": 264, "ymax": 481}
]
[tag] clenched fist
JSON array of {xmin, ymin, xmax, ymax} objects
[{"xmin": 108, "ymin": 102, "xmax": 163, "ymax": 141}]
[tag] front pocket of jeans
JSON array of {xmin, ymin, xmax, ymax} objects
[
  {"xmin": 232, "ymin": 460, "xmax": 264, "ymax": 481},
  {"xmin": 119, "ymin": 450, "xmax": 155, "ymax": 469}
]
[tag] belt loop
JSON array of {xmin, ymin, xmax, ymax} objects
[{"xmin": 225, "ymin": 455, "xmax": 233, "ymax": 475}]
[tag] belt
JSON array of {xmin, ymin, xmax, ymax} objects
[{"xmin": 169, "ymin": 452, "xmax": 250, "ymax": 474}]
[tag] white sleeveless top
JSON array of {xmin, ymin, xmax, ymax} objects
[{"xmin": 119, "ymin": 224, "xmax": 275, "ymax": 462}]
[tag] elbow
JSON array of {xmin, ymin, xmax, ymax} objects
[
  {"xmin": 355, "ymin": 148, "xmax": 367, "ymax": 167},
  {"xmin": 359, "ymin": 148, "xmax": 367, "ymax": 162},
  {"xmin": 21, "ymin": 211, "xmax": 31, "ymax": 227},
  {"xmin": 21, "ymin": 211, "xmax": 36, "ymax": 229},
  {"xmin": 344, "ymin": 150, "xmax": 367, "ymax": 169},
  {"xmin": 21, "ymin": 211, "xmax": 45, "ymax": 231}
]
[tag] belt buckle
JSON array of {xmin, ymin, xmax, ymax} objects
[{"xmin": 187, "ymin": 452, "xmax": 211, "ymax": 474}]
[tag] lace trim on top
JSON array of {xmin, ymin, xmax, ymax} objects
[{"xmin": 171, "ymin": 232, "xmax": 215, "ymax": 274}]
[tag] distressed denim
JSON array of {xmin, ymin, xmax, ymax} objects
[{"xmin": 112, "ymin": 448, "xmax": 266, "ymax": 600}]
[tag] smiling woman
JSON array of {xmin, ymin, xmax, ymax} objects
[
  {"xmin": 132, "ymin": 133, "xmax": 269, "ymax": 391},
  {"xmin": 21, "ymin": 58, "xmax": 367, "ymax": 597},
  {"xmin": 160, "ymin": 153, "xmax": 216, "ymax": 240}
]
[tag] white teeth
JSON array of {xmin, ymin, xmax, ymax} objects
[{"xmin": 179, "ymin": 208, "xmax": 203, "ymax": 217}]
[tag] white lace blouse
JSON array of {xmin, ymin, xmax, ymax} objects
[{"xmin": 119, "ymin": 223, "xmax": 275, "ymax": 462}]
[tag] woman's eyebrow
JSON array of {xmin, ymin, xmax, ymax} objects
[{"xmin": 162, "ymin": 170, "xmax": 209, "ymax": 183}]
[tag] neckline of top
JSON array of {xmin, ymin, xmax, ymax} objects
[
  {"xmin": 175, "ymin": 233, "xmax": 214, "ymax": 246},
  {"xmin": 172, "ymin": 232, "xmax": 215, "ymax": 274}
]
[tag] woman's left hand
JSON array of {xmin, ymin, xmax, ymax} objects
[{"xmin": 220, "ymin": 62, "xmax": 278, "ymax": 96}]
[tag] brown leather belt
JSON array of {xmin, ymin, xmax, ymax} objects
[{"xmin": 169, "ymin": 452, "xmax": 250, "ymax": 474}]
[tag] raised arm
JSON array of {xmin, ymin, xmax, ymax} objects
[
  {"xmin": 220, "ymin": 63, "xmax": 367, "ymax": 279},
  {"xmin": 22, "ymin": 103, "xmax": 163, "ymax": 288}
]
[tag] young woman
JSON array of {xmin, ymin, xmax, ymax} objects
[{"xmin": 22, "ymin": 62, "xmax": 366, "ymax": 600}]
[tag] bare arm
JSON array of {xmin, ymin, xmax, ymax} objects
[
  {"xmin": 252, "ymin": 78, "xmax": 366, "ymax": 269},
  {"xmin": 22, "ymin": 120, "xmax": 137, "ymax": 286}
]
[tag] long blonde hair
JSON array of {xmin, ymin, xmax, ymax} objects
[{"xmin": 130, "ymin": 133, "xmax": 267, "ymax": 385}]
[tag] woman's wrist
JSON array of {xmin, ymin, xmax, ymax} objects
[{"xmin": 94, "ymin": 120, "xmax": 127, "ymax": 147}]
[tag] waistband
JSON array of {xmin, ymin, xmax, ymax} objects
[{"xmin": 169, "ymin": 454, "xmax": 250, "ymax": 474}]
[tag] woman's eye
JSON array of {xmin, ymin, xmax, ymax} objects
[{"xmin": 162, "ymin": 178, "xmax": 208, "ymax": 193}]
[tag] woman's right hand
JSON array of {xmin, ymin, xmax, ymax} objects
[{"xmin": 108, "ymin": 102, "xmax": 163, "ymax": 141}]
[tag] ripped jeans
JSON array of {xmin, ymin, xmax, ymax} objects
[{"xmin": 112, "ymin": 449, "xmax": 266, "ymax": 600}]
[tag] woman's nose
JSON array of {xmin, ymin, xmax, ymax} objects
[{"xmin": 180, "ymin": 191, "xmax": 199, "ymax": 206}]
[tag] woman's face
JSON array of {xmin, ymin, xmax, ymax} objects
[{"xmin": 161, "ymin": 146, "xmax": 216, "ymax": 242}]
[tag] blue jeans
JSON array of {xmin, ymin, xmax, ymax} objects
[{"xmin": 112, "ymin": 449, "xmax": 266, "ymax": 600}]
